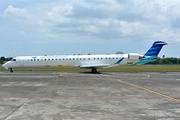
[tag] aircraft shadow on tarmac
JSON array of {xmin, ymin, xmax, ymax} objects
[{"xmin": 79, "ymin": 71, "xmax": 112, "ymax": 75}]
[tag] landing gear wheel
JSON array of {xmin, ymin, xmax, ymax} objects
[
  {"xmin": 10, "ymin": 68, "xmax": 13, "ymax": 73},
  {"xmin": 91, "ymin": 69, "xmax": 97, "ymax": 73}
]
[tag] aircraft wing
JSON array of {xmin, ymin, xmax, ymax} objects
[{"xmin": 80, "ymin": 64, "xmax": 109, "ymax": 69}]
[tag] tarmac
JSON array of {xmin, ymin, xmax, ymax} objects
[{"xmin": 0, "ymin": 71, "xmax": 180, "ymax": 120}]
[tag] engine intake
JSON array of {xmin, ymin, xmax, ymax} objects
[{"xmin": 128, "ymin": 53, "xmax": 144, "ymax": 60}]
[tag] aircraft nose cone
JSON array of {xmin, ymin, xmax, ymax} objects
[
  {"xmin": 2, "ymin": 63, "xmax": 9, "ymax": 69},
  {"xmin": 2, "ymin": 64, "xmax": 5, "ymax": 67}
]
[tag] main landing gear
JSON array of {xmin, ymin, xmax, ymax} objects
[
  {"xmin": 91, "ymin": 68, "xmax": 97, "ymax": 73},
  {"xmin": 10, "ymin": 68, "xmax": 13, "ymax": 73}
]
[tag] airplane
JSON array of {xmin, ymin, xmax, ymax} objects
[{"xmin": 2, "ymin": 41, "xmax": 167, "ymax": 73}]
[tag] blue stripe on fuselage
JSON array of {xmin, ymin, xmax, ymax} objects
[{"xmin": 115, "ymin": 57, "xmax": 124, "ymax": 64}]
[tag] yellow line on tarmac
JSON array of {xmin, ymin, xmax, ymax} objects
[
  {"xmin": 117, "ymin": 79, "xmax": 180, "ymax": 102},
  {"xmin": 54, "ymin": 72, "xmax": 180, "ymax": 102},
  {"xmin": 53, "ymin": 72, "xmax": 67, "ymax": 76},
  {"xmin": 121, "ymin": 73, "xmax": 150, "ymax": 80},
  {"xmin": 121, "ymin": 75, "xmax": 150, "ymax": 80}
]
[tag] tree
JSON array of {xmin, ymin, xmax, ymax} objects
[
  {"xmin": 0, "ymin": 57, "xmax": 13, "ymax": 64},
  {"xmin": 163, "ymin": 55, "xmax": 165, "ymax": 59},
  {"xmin": 115, "ymin": 51, "xmax": 124, "ymax": 54},
  {"xmin": 1, "ymin": 57, "xmax": 5, "ymax": 60}
]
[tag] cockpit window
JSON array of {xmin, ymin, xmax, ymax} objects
[{"xmin": 11, "ymin": 59, "xmax": 16, "ymax": 61}]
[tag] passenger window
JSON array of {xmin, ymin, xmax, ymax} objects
[
  {"xmin": 84, "ymin": 58, "xmax": 85, "ymax": 60},
  {"xmin": 52, "ymin": 59, "xmax": 54, "ymax": 61},
  {"xmin": 37, "ymin": 59, "xmax": 39, "ymax": 61},
  {"xmin": 69, "ymin": 58, "xmax": 71, "ymax": 60},
  {"xmin": 94, "ymin": 58, "xmax": 95, "ymax": 60},
  {"xmin": 77, "ymin": 58, "xmax": 78, "ymax": 60},
  {"xmin": 73, "ymin": 58, "xmax": 75, "ymax": 60},
  {"xmin": 101, "ymin": 58, "xmax": 103, "ymax": 60},
  {"xmin": 63, "ymin": 58, "xmax": 64, "ymax": 60},
  {"xmin": 80, "ymin": 58, "xmax": 82, "ymax": 60},
  {"xmin": 66, "ymin": 58, "xmax": 68, "ymax": 60},
  {"xmin": 59, "ymin": 59, "xmax": 61, "ymax": 60},
  {"xmin": 105, "ymin": 58, "xmax": 107, "ymax": 59},
  {"xmin": 48, "ymin": 59, "xmax": 50, "ymax": 61},
  {"xmin": 88, "ymin": 58, "xmax": 90, "ymax": 60},
  {"xmin": 31, "ymin": 59, "xmax": 33, "ymax": 61},
  {"xmin": 109, "ymin": 58, "xmax": 111, "ymax": 59},
  {"xmin": 45, "ymin": 59, "xmax": 46, "ymax": 61},
  {"xmin": 116, "ymin": 57, "xmax": 118, "ymax": 59},
  {"xmin": 97, "ymin": 58, "xmax": 99, "ymax": 60}
]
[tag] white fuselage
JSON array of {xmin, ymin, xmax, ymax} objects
[
  {"xmin": 2, "ymin": 41, "xmax": 167, "ymax": 73},
  {"xmin": 3, "ymin": 54, "xmax": 140, "ymax": 69}
]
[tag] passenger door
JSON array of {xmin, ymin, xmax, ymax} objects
[{"xmin": 19, "ymin": 58, "xmax": 24, "ymax": 66}]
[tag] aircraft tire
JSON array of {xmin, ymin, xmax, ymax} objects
[{"xmin": 10, "ymin": 68, "xmax": 13, "ymax": 73}]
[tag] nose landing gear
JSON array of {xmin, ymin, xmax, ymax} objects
[{"xmin": 10, "ymin": 68, "xmax": 13, "ymax": 73}]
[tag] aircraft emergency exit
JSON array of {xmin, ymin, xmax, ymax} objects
[{"xmin": 2, "ymin": 41, "xmax": 167, "ymax": 73}]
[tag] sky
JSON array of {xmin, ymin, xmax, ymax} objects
[{"xmin": 0, "ymin": 0, "xmax": 180, "ymax": 58}]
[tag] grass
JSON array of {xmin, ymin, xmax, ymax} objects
[{"xmin": 0, "ymin": 65, "xmax": 180, "ymax": 72}]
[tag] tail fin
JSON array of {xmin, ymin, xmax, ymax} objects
[
  {"xmin": 135, "ymin": 41, "xmax": 167, "ymax": 65},
  {"xmin": 144, "ymin": 41, "xmax": 167, "ymax": 57}
]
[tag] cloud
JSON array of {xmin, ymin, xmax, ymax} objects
[
  {"xmin": 3, "ymin": 0, "xmax": 180, "ymax": 43},
  {"xmin": 2, "ymin": 5, "xmax": 31, "ymax": 19},
  {"xmin": 37, "ymin": 19, "xmax": 44, "ymax": 26},
  {"xmin": 1, "ymin": 0, "xmax": 180, "ymax": 58},
  {"xmin": 84, "ymin": 25, "xmax": 100, "ymax": 33},
  {"xmin": 46, "ymin": 34, "xmax": 57, "ymax": 38},
  {"xmin": 19, "ymin": 30, "xmax": 26, "ymax": 35},
  {"xmin": 152, "ymin": 28, "xmax": 180, "ymax": 42},
  {"xmin": 40, "ymin": 1, "xmax": 152, "ymax": 40},
  {"xmin": 120, "ymin": 21, "xmax": 150, "ymax": 36},
  {"xmin": 47, "ymin": 4, "xmax": 73, "ymax": 24}
]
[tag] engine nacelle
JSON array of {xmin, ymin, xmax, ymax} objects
[{"xmin": 128, "ymin": 53, "xmax": 144, "ymax": 61}]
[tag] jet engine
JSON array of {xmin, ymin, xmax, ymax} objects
[{"xmin": 128, "ymin": 53, "xmax": 144, "ymax": 60}]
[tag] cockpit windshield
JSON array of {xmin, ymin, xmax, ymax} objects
[{"xmin": 10, "ymin": 59, "xmax": 16, "ymax": 61}]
